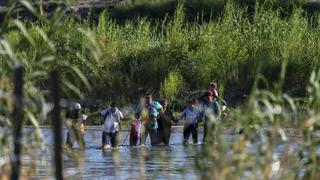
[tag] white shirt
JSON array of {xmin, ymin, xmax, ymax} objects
[
  {"xmin": 132, "ymin": 118, "xmax": 143, "ymax": 136},
  {"xmin": 101, "ymin": 109, "xmax": 123, "ymax": 133}
]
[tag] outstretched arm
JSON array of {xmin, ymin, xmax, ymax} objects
[{"xmin": 176, "ymin": 109, "xmax": 187, "ymax": 122}]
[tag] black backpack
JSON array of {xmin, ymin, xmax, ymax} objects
[{"xmin": 101, "ymin": 109, "xmax": 110, "ymax": 124}]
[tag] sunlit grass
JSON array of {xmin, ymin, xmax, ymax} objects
[{"xmin": 0, "ymin": 0, "xmax": 320, "ymax": 179}]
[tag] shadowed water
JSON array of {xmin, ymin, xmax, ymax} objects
[
  {"xmin": 24, "ymin": 128, "xmax": 207, "ymax": 179},
  {"xmin": 21, "ymin": 128, "xmax": 314, "ymax": 179}
]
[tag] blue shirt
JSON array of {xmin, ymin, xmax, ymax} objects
[
  {"xmin": 136, "ymin": 101, "xmax": 163, "ymax": 129},
  {"xmin": 176, "ymin": 107, "xmax": 201, "ymax": 126},
  {"xmin": 202, "ymin": 101, "xmax": 221, "ymax": 122}
]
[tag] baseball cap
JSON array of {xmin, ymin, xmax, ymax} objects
[{"xmin": 74, "ymin": 103, "xmax": 81, "ymax": 110}]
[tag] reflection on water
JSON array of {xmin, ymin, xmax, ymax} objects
[
  {"xmin": 24, "ymin": 129, "xmax": 204, "ymax": 179},
  {"xmin": 22, "ymin": 128, "xmax": 314, "ymax": 179}
]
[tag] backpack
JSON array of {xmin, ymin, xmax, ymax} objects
[{"xmin": 101, "ymin": 109, "xmax": 110, "ymax": 124}]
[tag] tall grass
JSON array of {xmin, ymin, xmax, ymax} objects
[
  {"xmin": 0, "ymin": 1, "xmax": 90, "ymax": 178},
  {"xmin": 0, "ymin": 1, "xmax": 319, "ymax": 119},
  {"xmin": 4, "ymin": 0, "xmax": 319, "ymax": 102},
  {"xmin": 0, "ymin": 0, "xmax": 320, "ymax": 179},
  {"xmin": 197, "ymin": 68, "xmax": 320, "ymax": 179}
]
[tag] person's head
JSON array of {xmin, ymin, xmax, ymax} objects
[
  {"xmin": 144, "ymin": 94, "xmax": 152, "ymax": 104},
  {"xmin": 210, "ymin": 81, "xmax": 217, "ymax": 90},
  {"xmin": 160, "ymin": 99, "xmax": 168, "ymax": 110},
  {"xmin": 187, "ymin": 99, "xmax": 197, "ymax": 109},
  {"xmin": 205, "ymin": 90, "xmax": 214, "ymax": 102},
  {"xmin": 111, "ymin": 102, "xmax": 118, "ymax": 113},
  {"xmin": 74, "ymin": 103, "xmax": 81, "ymax": 110},
  {"xmin": 135, "ymin": 112, "xmax": 141, "ymax": 119}
]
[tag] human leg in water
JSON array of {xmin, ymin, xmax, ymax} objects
[
  {"xmin": 141, "ymin": 122, "xmax": 158, "ymax": 146},
  {"xmin": 192, "ymin": 124, "xmax": 199, "ymax": 144},
  {"xmin": 203, "ymin": 120, "xmax": 216, "ymax": 143},
  {"xmin": 102, "ymin": 132, "xmax": 113, "ymax": 149},
  {"xmin": 111, "ymin": 132, "xmax": 119, "ymax": 147},
  {"xmin": 183, "ymin": 125, "xmax": 192, "ymax": 145},
  {"xmin": 162, "ymin": 127, "xmax": 171, "ymax": 145},
  {"xmin": 150, "ymin": 128, "xmax": 158, "ymax": 146},
  {"xmin": 145, "ymin": 127, "xmax": 158, "ymax": 146},
  {"xmin": 65, "ymin": 132, "xmax": 74, "ymax": 148},
  {"xmin": 75, "ymin": 129, "xmax": 85, "ymax": 149},
  {"xmin": 203, "ymin": 120, "xmax": 208, "ymax": 143},
  {"xmin": 66, "ymin": 124, "xmax": 78, "ymax": 148},
  {"xmin": 102, "ymin": 131, "xmax": 108, "ymax": 147},
  {"xmin": 141, "ymin": 129, "xmax": 148, "ymax": 145},
  {"xmin": 130, "ymin": 134, "xmax": 139, "ymax": 146},
  {"xmin": 157, "ymin": 127, "xmax": 164, "ymax": 145}
]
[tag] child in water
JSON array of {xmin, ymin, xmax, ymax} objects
[
  {"xmin": 130, "ymin": 112, "xmax": 144, "ymax": 146},
  {"xmin": 176, "ymin": 99, "xmax": 201, "ymax": 145}
]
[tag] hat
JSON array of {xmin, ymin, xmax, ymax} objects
[
  {"xmin": 205, "ymin": 90, "xmax": 213, "ymax": 97},
  {"xmin": 74, "ymin": 103, "xmax": 81, "ymax": 110}
]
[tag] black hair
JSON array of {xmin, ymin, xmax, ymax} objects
[
  {"xmin": 111, "ymin": 102, "xmax": 117, "ymax": 107},
  {"xmin": 188, "ymin": 98, "xmax": 197, "ymax": 104},
  {"xmin": 144, "ymin": 93, "xmax": 152, "ymax": 98}
]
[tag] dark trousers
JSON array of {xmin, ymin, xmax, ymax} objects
[
  {"xmin": 141, "ymin": 126, "xmax": 158, "ymax": 146},
  {"xmin": 184, "ymin": 124, "xmax": 198, "ymax": 144},
  {"xmin": 158, "ymin": 127, "xmax": 171, "ymax": 145},
  {"xmin": 102, "ymin": 131, "xmax": 118, "ymax": 147},
  {"xmin": 203, "ymin": 121, "xmax": 208, "ymax": 143},
  {"xmin": 130, "ymin": 134, "xmax": 141, "ymax": 146},
  {"xmin": 203, "ymin": 120, "xmax": 216, "ymax": 143},
  {"xmin": 66, "ymin": 130, "xmax": 85, "ymax": 149}
]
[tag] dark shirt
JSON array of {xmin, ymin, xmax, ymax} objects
[
  {"xmin": 66, "ymin": 108, "xmax": 85, "ymax": 119},
  {"xmin": 158, "ymin": 109, "xmax": 175, "ymax": 131},
  {"xmin": 66, "ymin": 109, "xmax": 79, "ymax": 119},
  {"xmin": 202, "ymin": 101, "xmax": 221, "ymax": 122}
]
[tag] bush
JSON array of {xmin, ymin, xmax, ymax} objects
[{"xmin": 160, "ymin": 71, "xmax": 184, "ymax": 104}]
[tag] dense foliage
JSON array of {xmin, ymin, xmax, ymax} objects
[
  {"xmin": 0, "ymin": 1, "xmax": 319, "ymax": 179},
  {"xmin": 2, "ymin": 0, "xmax": 320, "ymax": 105}
]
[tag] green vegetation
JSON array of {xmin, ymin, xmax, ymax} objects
[
  {"xmin": 160, "ymin": 71, "xmax": 184, "ymax": 106},
  {"xmin": 2, "ymin": 0, "xmax": 320, "ymax": 104},
  {"xmin": 0, "ymin": 0, "xmax": 320, "ymax": 179},
  {"xmin": 197, "ymin": 67, "xmax": 320, "ymax": 179}
]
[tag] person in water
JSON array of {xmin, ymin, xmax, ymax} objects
[
  {"xmin": 101, "ymin": 102, "xmax": 123, "ymax": 149},
  {"xmin": 176, "ymin": 99, "xmax": 201, "ymax": 145},
  {"xmin": 157, "ymin": 99, "xmax": 175, "ymax": 145},
  {"xmin": 209, "ymin": 81, "xmax": 219, "ymax": 99},
  {"xmin": 136, "ymin": 94, "xmax": 163, "ymax": 146},
  {"xmin": 201, "ymin": 90, "xmax": 221, "ymax": 143},
  {"xmin": 199, "ymin": 80, "xmax": 219, "ymax": 102},
  {"xmin": 130, "ymin": 112, "xmax": 144, "ymax": 146},
  {"xmin": 65, "ymin": 103, "xmax": 88, "ymax": 149}
]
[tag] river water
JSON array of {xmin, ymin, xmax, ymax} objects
[
  {"xmin": 20, "ymin": 128, "xmax": 311, "ymax": 179},
  {"xmin": 23, "ymin": 128, "xmax": 207, "ymax": 179}
]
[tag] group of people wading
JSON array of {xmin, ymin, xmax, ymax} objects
[{"xmin": 65, "ymin": 81, "xmax": 224, "ymax": 149}]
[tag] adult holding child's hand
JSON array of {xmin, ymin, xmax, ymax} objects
[{"xmin": 136, "ymin": 94, "xmax": 163, "ymax": 146}]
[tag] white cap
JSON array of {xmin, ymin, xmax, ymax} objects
[
  {"xmin": 74, "ymin": 103, "xmax": 81, "ymax": 110},
  {"xmin": 82, "ymin": 114, "xmax": 88, "ymax": 121}
]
